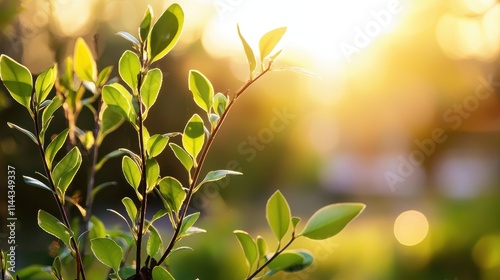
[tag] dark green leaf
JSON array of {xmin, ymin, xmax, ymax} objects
[
  {"xmin": 266, "ymin": 190, "xmax": 291, "ymax": 241},
  {"xmin": 90, "ymin": 237, "xmax": 123, "ymax": 273},
  {"xmin": 148, "ymin": 4, "xmax": 184, "ymax": 63},
  {"xmin": 300, "ymin": 203, "xmax": 365, "ymax": 240},
  {"xmin": 158, "ymin": 176, "xmax": 186, "ymax": 213},
  {"xmin": 234, "ymin": 230, "xmax": 258, "ymax": 270},
  {"xmin": 283, "ymin": 250, "xmax": 313, "ymax": 273},
  {"xmin": 119, "ymin": 50, "xmax": 140, "ymax": 92},
  {"xmin": 147, "ymin": 224, "xmax": 162, "ymax": 257},
  {"xmin": 169, "ymin": 143, "xmax": 193, "ymax": 173},
  {"xmin": 139, "ymin": 6, "xmax": 153, "ymax": 42},
  {"xmin": 74, "ymin": 38, "xmax": 97, "ymax": 82},
  {"xmin": 0, "ymin": 55, "xmax": 32, "ymax": 109},
  {"xmin": 146, "ymin": 158, "xmax": 160, "ymax": 192},
  {"xmin": 259, "ymin": 27, "xmax": 287, "ymax": 62},
  {"xmin": 38, "ymin": 210, "xmax": 73, "ymax": 249},
  {"xmin": 45, "ymin": 128, "xmax": 69, "ymax": 169},
  {"xmin": 237, "ymin": 24, "xmax": 256, "ymax": 76},
  {"xmin": 23, "ymin": 176, "xmax": 53, "ymax": 193},
  {"xmin": 182, "ymin": 114, "xmax": 205, "ymax": 164},
  {"xmin": 7, "ymin": 122, "xmax": 37, "ymax": 143},
  {"xmin": 188, "ymin": 70, "xmax": 213, "ymax": 112},
  {"xmin": 52, "ymin": 147, "xmax": 82, "ymax": 199},
  {"xmin": 152, "ymin": 266, "xmax": 174, "ymax": 280},
  {"xmin": 116, "ymin": 31, "xmax": 140, "ymax": 47},
  {"xmin": 35, "ymin": 64, "xmax": 57, "ymax": 104},
  {"xmin": 122, "ymin": 155, "xmax": 141, "ymax": 191},
  {"xmin": 147, "ymin": 134, "xmax": 169, "ymax": 158},
  {"xmin": 195, "ymin": 170, "xmax": 242, "ymax": 192}
]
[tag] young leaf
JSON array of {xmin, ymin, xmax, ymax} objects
[
  {"xmin": 0, "ymin": 55, "xmax": 33, "ymax": 109},
  {"xmin": 195, "ymin": 170, "xmax": 242, "ymax": 192},
  {"xmin": 256, "ymin": 236, "xmax": 267, "ymax": 260},
  {"xmin": 102, "ymin": 83, "xmax": 136, "ymax": 126},
  {"xmin": 266, "ymin": 190, "xmax": 291, "ymax": 241},
  {"xmin": 233, "ymin": 230, "xmax": 258, "ymax": 271},
  {"xmin": 139, "ymin": 6, "xmax": 153, "ymax": 42},
  {"xmin": 52, "ymin": 147, "xmax": 82, "ymax": 199},
  {"xmin": 90, "ymin": 237, "xmax": 123, "ymax": 273},
  {"xmin": 188, "ymin": 70, "xmax": 213, "ymax": 112},
  {"xmin": 147, "ymin": 134, "xmax": 169, "ymax": 158},
  {"xmin": 116, "ymin": 31, "xmax": 140, "ymax": 47},
  {"xmin": 178, "ymin": 212, "xmax": 200, "ymax": 237},
  {"xmin": 182, "ymin": 114, "xmax": 205, "ymax": 164},
  {"xmin": 74, "ymin": 37, "xmax": 97, "ymax": 82},
  {"xmin": 97, "ymin": 105, "xmax": 125, "ymax": 145},
  {"xmin": 89, "ymin": 215, "xmax": 107, "ymax": 239},
  {"xmin": 147, "ymin": 224, "xmax": 163, "ymax": 257},
  {"xmin": 169, "ymin": 143, "xmax": 193, "ymax": 172},
  {"xmin": 52, "ymin": 256, "xmax": 62, "ymax": 280},
  {"xmin": 140, "ymin": 68, "xmax": 162, "ymax": 115},
  {"xmin": 158, "ymin": 176, "xmax": 186, "ymax": 213},
  {"xmin": 292, "ymin": 216, "xmax": 301, "ymax": 229},
  {"xmin": 97, "ymin": 65, "xmax": 114, "ymax": 88},
  {"xmin": 122, "ymin": 197, "xmax": 137, "ymax": 223},
  {"xmin": 152, "ymin": 266, "xmax": 175, "ymax": 280},
  {"xmin": 7, "ymin": 122, "xmax": 37, "ymax": 143},
  {"xmin": 299, "ymin": 203, "xmax": 365, "ymax": 240},
  {"xmin": 38, "ymin": 210, "xmax": 73, "ymax": 249},
  {"xmin": 122, "ymin": 156, "xmax": 141, "ymax": 190},
  {"xmin": 42, "ymin": 96, "xmax": 63, "ymax": 128},
  {"xmin": 213, "ymin": 93, "xmax": 227, "ymax": 116},
  {"xmin": 148, "ymin": 3, "xmax": 184, "ymax": 63},
  {"xmin": 45, "ymin": 128, "xmax": 69, "ymax": 169},
  {"xmin": 119, "ymin": 50, "xmax": 141, "ymax": 92},
  {"xmin": 146, "ymin": 158, "xmax": 160, "ymax": 192},
  {"xmin": 35, "ymin": 64, "xmax": 57, "ymax": 104},
  {"xmin": 259, "ymin": 27, "xmax": 287, "ymax": 62},
  {"xmin": 23, "ymin": 176, "xmax": 53, "ymax": 193},
  {"xmin": 237, "ymin": 24, "xmax": 256, "ymax": 76}
]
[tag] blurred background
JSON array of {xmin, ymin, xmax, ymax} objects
[{"xmin": 1, "ymin": 0, "xmax": 500, "ymax": 279}]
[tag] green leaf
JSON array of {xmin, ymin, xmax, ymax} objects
[
  {"xmin": 237, "ymin": 24, "xmax": 256, "ymax": 76},
  {"xmin": 0, "ymin": 55, "xmax": 33, "ymax": 109},
  {"xmin": 195, "ymin": 170, "xmax": 242, "ymax": 192},
  {"xmin": 122, "ymin": 156, "xmax": 141, "ymax": 190},
  {"xmin": 169, "ymin": 143, "xmax": 193, "ymax": 173},
  {"xmin": 38, "ymin": 210, "xmax": 73, "ymax": 249},
  {"xmin": 74, "ymin": 37, "xmax": 97, "ymax": 82},
  {"xmin": 292, "ymin": 216, "xmax": 301, "ymax": 229},
  {"xmin": 23, "ymin": 176, "xmax": 53, "ymax": 193},
  {"xmin": 213, "ymin": 93, "xmax": 227, "ymax": 116},
  {"xmin": 283, "ymin": 250, "xmax": 313, "ymax": 273},
  {"xmin": 182, "ymin": 114, "xmax": 205, "ymax": 164},
  {"xmin": 139, "ymin": 6, "xmax": 153, "ymax": 42},
  {"xmin": 233, "ymin": 230, "xmax": 258, "ymax": 271},
  {"xmin": 256, "ymin": 235, "xmax": 267, "ymax": 260},
  {"xmin": 108, "ymin": 209, "xmax": 134, "ymax": 235},
  {"xmin": 119, "ymin": 50, "xmax": 141, "ymax": 92},
  {"xmin": 102, "ymin": 83, "xmax": 136, "ymax": 126},
  {"xmin": 116, "ymin": 31, "xmax": 140, "ymax": 47},
  {"xmin": 259, "ymin": 27, "xmax": 287, "ymax": 62},
  {"xmin": 147, "ymin": 134, "xmax": 169, "ymax": 158},
  {"xmin": 52, "ymin": 147, "xmax": 82, "ymax": 199},
  {"xmin": 95, "ymin": 150, "xmax": 124, "ymax": 172},
  {"xmin": 122, "ymin": 197, "xmax": 137, "ymax": 223},
  {"xmin": 89, "ymin": 215, "xmax": 107, "ymax": 239},
  {"xmin": 97, "ymin": 105, "xmax": 125, "ymax": 145},
  {"xmin": 188, "ymin": 70, "xmax": 213, "ymax": 112},
  {"xmin": 52, "ymin": 256, "xmax": 62, "ymax": 279},
  {"xmin": 45, "ymin": 128, "xmax": 69, "ymax": 169},
  {"xmin": 266, "ymin": 190, "xmax": 291, "ymax": 241},
  {"xmin": 140, "ymin": 68, "xmax": 162, "ymax": 115},
  {"xmin": 7, "ymin": 122, "xmax": 37, "ymax": 143},
  {"xmin": 146, "ymin": 158, "xmax": 160, "ymax": 192},
  {"xmin": 90, "ymin": 237, "xmax": 123, "ymax": 273},
  {"xmin": 42, "ymin": 97, "xmax": 63, "ymax": 128},
  {"xmin": 267, "ymin": 250, "xmax": 312, "ymax": 274},
  {"xmin": 147, "ymin": 224, "xmax": 163, "ymax": 257},
  {"xmin": 158, "ymin": 176, "xmax": 186, "ymax": 213},
  {"xmin": 152, "ymin": 266, "xmax": 175, "ymax": 280},
  {"xmin": 35, "ymin": 64, "xmax": 57, "ymax": 104},
  {"xmin": 148, "ymin": 3, "xmax": 184, "ymax": 63},
  {"xmin": 299, "ymin": 203, "xmax": 365, "ymax": 240},
  {"xmin": 178, "ymin": 212, "xmax": 200, "ymax": 237},
  {"xmin": 96, "ymin": 65, "xmax": 114, "ymax": 88}
]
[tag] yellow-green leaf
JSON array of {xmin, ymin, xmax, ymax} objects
[
  {"xmin": 35, "ymin": 64, "xmax": 57, "ymax": 104},
  {"xmin": 148, "ymin": 4, "xmax": 184, "ymax": 63},
  {"xmin": 119, "ymin": 50, "xmax": 141, "ymax": 92},
  {"xmin": 0, "ymin": 55, "xmax": 33, "ymax": 109},
  {"xmin": 74, "ymin": 37, "xmax": 97, "ymax": 82},
  {"xmin": 259, "ymin": 27, "xmax": 287, "ymax": 62},
  {"xmin": 237, "ymin": 24, "xmax": 256, "ymax": 77},
  {"xmin": 188, "ymin": 70, "xmax": 213, "ymax": 113}
]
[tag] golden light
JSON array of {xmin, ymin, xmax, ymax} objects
[
  {"xmin": 52, "ymin": 0, "xmax": 95, "ymax": 36},
  {"xmin": 394, "ymin": 210, "xmax": 429, "ymax": 246}
]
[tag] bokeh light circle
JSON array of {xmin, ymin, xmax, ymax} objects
[{"xmin": 394, "ymin": 210, "xmax": 429, "ymax": 246}]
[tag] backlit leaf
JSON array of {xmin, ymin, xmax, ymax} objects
[
  {"xmin": 38, "ymin": 210, "xmax": 73, "ymax": 249},
  {"xmin": 122, "ymin": 155, "xmax": 141, "ymax": 190},
  {"xmin": 182, "ymin": 114, "xmax": 205, "ymax": 164},
  {"xmin": 259, "ymin": 27, "xmax": 287, "ymax": 62},
  {"xmin": 158, "ymin": 176, "xmax": 186, "ymax": 213},
  {"xmin": 188, "ymin": 70, "xmax": 213, "ymax": 112},
  {"xmin": 90, "ymin": 237, "xmax": 123, "ymax": 273},
  {"xmin": 35, "ymin": 64, "xmax": 57, "ymax": 104},
  {"xmin": 52, "ymin": 147, "xmax": 82, "ymax": 198},
  {"xmin": 234, "ymin": 230, "xmax": 258, "ymax": 270},
  {"xmin": 237, "ymin": 24, "xmax": 256, "ymax": 76},
  {"xmin": 0, "ymin": 55, "xmax": 32, "ymax": 109},
  {"xmin": 266, "ymin": 190, "xmax": 291, "ymax": 241},
  {"xmin": 45, "ymin": 128, "xmax": 69, "ymax": 169},
  {"xmin": 119, "ymin": 50, "xmax": 141, "ymax": 92},
  {"xmin": 74, "ymin": 38, "xmax": 97, "ymax": 82},
  {"xmin": 148, "ymin": 4, "xmax": 184, "ymax": 63}
]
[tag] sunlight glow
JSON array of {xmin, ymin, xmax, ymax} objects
[
  {"xmin": 394, "ymin": 210, "xmax": 429, "ymax": 246},
  {"xmin": 53, "ymin": 0, "xmax": 94, "ymax": 36}
]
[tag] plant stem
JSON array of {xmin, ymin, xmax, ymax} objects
[
  {"xmin": 33, "ymin": 107, "xmax": 87, "ymax": 280},
  {"xmin": 247, "ymin": 236, "xmax": 296, "ymax": 280},
  {"xmin": 157, "ymin": 65, "xmax": 272, "ymax": 266}
]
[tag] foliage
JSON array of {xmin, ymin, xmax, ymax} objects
[{"xmin": 0, "ymin": 4, "xmax": 365, "ymax": 280}]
